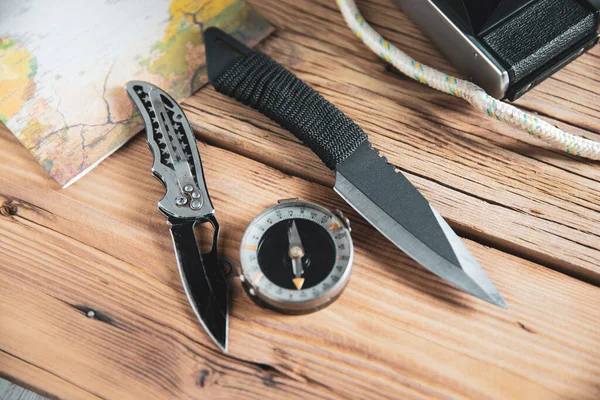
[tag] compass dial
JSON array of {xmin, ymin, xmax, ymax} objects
[{"xmin": 239, "ymin": 200, "xmax": 353, "ymax": 314}]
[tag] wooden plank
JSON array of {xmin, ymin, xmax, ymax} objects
[
  {"xmin": 0, "ymin": 352, "xmax": 97, "ymax": 400},
  {"xmin": 1, "ymin": 132, "xmax": 600, "ymax": 399},
  {"xmin": 176, "ymin": 0, "xmax": 600, "ymax": 282}
]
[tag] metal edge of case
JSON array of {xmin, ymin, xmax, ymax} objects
[{"xmin": 393, "ymin": 0, "xmax": 510, "ymax": 99}]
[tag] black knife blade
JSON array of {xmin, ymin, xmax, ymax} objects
[
  {"xmin": 335, "ymin": 142, "xmax": 506, "ymax": 306},
  {"xmin": 170, "ymin": 216, "xmax": 228, "ymax": 351},
  {"xmin": 125, "ymin": 81, "xmax": 229, "ymax": 351},
  {"xmin": 204, "ymin": 27, "xmax": 506, "ymax": 308}
]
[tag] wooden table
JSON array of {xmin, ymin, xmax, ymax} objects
[{"xmin": 1, "ymin": 1, "xmax": 599, "ymax": 399}]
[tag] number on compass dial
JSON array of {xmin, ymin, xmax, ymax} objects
[{"xmin": 239, "ymin": 200, "xmax": 354, "ymax": 314}]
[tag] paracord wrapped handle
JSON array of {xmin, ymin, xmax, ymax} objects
[{"xmin": 205, "ymin": 27, "xmax": 367, "ymax": 170}]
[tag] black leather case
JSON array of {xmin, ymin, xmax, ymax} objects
[
  {"xmin": 396, "ymin": 0, "xmax": 599, "ymax": 100},
  {"xmin": 478, "ymin": 0, "xmax": 599, "ymax": 99}
]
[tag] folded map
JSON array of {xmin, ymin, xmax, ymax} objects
[{"xmin": 0, "ymin": 0, "xmax": 273, "ymax": 187}]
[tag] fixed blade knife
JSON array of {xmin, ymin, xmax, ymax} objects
[
  {"xmin": 126, "ymin": 81, "xmax": 229, "ymax": 351},
  {"xmin": 203, "ymin": 27, "xmax": 506, "ymax": 308}
]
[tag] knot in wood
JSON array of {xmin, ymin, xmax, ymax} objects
[{"xmin": 0, "ymin": 201, "xmax": 18, "ymax": 217}]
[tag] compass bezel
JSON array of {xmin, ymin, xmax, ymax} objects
[{"xmin": 239, "ymin": 200, "xmax": 354, "ymax": 314}]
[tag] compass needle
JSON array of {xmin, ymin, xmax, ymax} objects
[
  {"xmin": 293, "ymin": 278, "xmax": 305, "ymax": 290},
  {"xmin": 288, "ymin": 220, "xmax": 305, "ymax": 280}
]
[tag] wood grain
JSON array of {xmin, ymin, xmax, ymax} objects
[
  {"xmin": 2, "ymin": 130, "xmax": 600, "ymax": 399},
  {"xmin": 1, "ymin": 0, "xmax": 600, "ymax": 399}
]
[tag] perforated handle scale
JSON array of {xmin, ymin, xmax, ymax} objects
[{"xmin": 205, "ymin": 27, "xmax": 368, "ymax": 170}]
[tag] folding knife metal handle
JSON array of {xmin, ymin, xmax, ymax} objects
[
  {"xmin": 125, "ymin": 81, "xmax": 214, "ymax": 220},
  {"xmin": 204, "ymin": 27, "xmax": 368, "ymax": 171}
]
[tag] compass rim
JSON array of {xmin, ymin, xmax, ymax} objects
[{"xmin": 239, "ymin": 200, "xmax": 354, "ymax": 313}]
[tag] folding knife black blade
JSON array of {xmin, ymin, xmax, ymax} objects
[
  {"xmin": 170, "ymin": 216, "xmax": 228, "ymax": 352},
  {"xmin": 204, "ymin": 28, "xmax": 506, "ymax": 308},
  {"xmin": 126, "ymin": 81, "xmax": 229, "ymax": 351}
]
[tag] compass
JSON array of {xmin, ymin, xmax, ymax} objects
[{"xmin": 239, "ymin": 199, "xmax": 354, "ymax": 314}]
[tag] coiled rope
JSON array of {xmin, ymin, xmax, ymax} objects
[{"xmin": 336, "ymin": 0, "xmax": 600, "ymax": 161}]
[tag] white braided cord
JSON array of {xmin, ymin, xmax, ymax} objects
[{"xmin": 336, "ymin": 0, "xmax": 600, "ymax": 160}]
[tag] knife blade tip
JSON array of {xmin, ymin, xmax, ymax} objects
[
  {"xmin": 212, "ymin": 335, "xmax": 228, "ymax": 353},
  {"xmin": 491, "ymin": 294, "xmax": 509, "ymax": 310}
]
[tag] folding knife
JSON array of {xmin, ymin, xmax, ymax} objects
[
  {"xmin": 203, "ymin": 27, "xmax": 506, "ymax": 308},
  {"xmin": 126, "ymin": 81, "xmax": 228, "ymax": 351}
]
